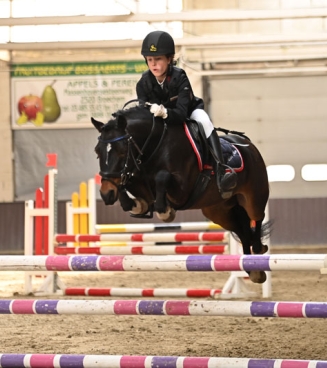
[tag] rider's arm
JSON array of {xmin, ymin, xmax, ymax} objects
[
  {"xmin": 136, "ymin": 79, "xmax": 149, "ymax": 103},
  {"xmin": 164, "ymin": 72, "xmax": 193, "ymax": 125}
]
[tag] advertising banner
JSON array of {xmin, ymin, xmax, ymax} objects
[{"xmin": 11, "ymin": 61, "xmax": 147, "ymax": 129}]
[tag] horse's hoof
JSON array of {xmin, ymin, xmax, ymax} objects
[
  {"xmin": 249, "ymin": 271, "xmax": 267, "ymax": 284},
  {"xmin": 129, "ymin": 198, "xmax": 148, "ymax": 215},
  {"xmin": 252, "ymin": 244, "xmax": 269, "ymax": 255},
  {"xmin": 156, "ymin": 207, "xmax": 176, "ymax": 223},
  {"xmin": 261, "ymin": 244, "xmax": 269, "ymax": 254}
]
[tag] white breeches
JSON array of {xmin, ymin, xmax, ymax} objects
[{"xmin": 190, "ymin": 109, "xmax": 214, "ymax": 138}]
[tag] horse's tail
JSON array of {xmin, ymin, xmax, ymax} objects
[
  {"xmin": 261, "ymin": 219, "xmax": 273, "ymax": 240},
  {"xmin": 231, "ymin": 218, "xmax": 273, "ymax": 244}
]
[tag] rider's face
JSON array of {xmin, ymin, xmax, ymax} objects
[{"xmin": 146, "ymin": 55, "xmax": 171, "ymax": 79}]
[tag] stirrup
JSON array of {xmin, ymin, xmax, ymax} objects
[
  {"xmin": 215, "ymin": 164, "xmax": 237, "ymax": 198},
  {"xmin": 220, "ymin": 171, "xmax": 237, "ymax": 192}
]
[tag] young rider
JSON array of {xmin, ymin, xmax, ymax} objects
[{"xmin": 136, "ymin": 30, "xmax": 237, "ymax": 197}]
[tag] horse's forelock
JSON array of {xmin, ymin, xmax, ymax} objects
[{"xmin": 103, "ymin": 116, "xmax": 119, "ymax": 131}]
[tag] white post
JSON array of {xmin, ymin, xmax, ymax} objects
[
  {"xmin": 66, "ymin": 201, "xmax": 74, "ymax": 247},
  {"xmin": 87, "ymin": 178, "xmax": 97, "ymax": 236},
  {"xmin": 24, "ymin": 169, "xmax": 60, "ymax": 295},
  {"xmin": 262, "ymin": 202, "xmax": 272, "ymax": 298}
]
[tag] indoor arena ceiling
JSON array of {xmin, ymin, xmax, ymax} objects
[{"xmin": 1, "ymin": 2, "xmax": 327, "ymax": 50}]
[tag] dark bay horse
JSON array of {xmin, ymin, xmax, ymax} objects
[{"xmin": 92, "ymin": 105, "xmax": 270, "ymax": 284}]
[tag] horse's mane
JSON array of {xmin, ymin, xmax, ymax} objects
[
  {"xmin": 102, "ymin": 105, "xmax": 151, "ymax": 131},
  {"xmin": 114, "ymin": 105, "xmax": 151, "ymax": 120}
]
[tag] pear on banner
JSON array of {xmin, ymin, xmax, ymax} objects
[{"xmin": 41, "ymin": 81, "xmax": 61, "ymax": 122}]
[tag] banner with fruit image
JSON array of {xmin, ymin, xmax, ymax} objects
[{"xmin": 11, "ymin": 61, "xmax": 147, "ymax": 129}]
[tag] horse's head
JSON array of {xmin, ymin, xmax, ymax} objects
[
  {"xmin": 92, "ymin": 111, "xmax": 131, "ymax": 204},
  {"xmin": 92, "ymin": 106, "xmax": 153, "ymax": 205}
]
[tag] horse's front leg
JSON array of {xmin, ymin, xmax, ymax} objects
[
  {"xmin": 154, "ymin": 170, "xmax": 176, "ymax": 222},
  {"xmin": 119, "ymin": 189, "xmax": 148, "ymax": 215}
]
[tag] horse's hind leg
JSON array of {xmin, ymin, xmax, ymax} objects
[
  {"xmin": 230, "ymin": 205, "xmax": 267, "ymax": 284},
  {"xmin": 251, "ymin": 219, "xmax": 268, "ymax": 255}
]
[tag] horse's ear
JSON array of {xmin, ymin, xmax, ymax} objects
[
  {"xmin": 116, "ymin": 114, "xmax": 127, "ymax": 130},
  {"xmin": 91, "ymin": 117, "xmax": 104, "ymax": 132}
]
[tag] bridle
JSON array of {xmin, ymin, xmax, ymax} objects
[
  {"xmin": 97, "ymin": 132, "xmax": 141, "ymax": 186},
  {"xmin": 97, "ymin": 112, "xmax": 168, "ymax": 188}
]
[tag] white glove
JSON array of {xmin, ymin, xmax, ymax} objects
[{"xmin": 150, "ymin": 103, "xmax": 168, "ymax": 119}]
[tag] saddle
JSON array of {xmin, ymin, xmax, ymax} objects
[
  {"xmin": 173, "ymin": 120, "xmax": 243, "ymax": 211},
  {"xmin": 184, "ymin": 119, "xmax": 243, "ymax": 173}
]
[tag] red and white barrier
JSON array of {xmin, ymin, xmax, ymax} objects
[
  {"xmin": 54, "ymin": 244, "xmax": 228, "ymax": 255},
  {"xmin": 64, "ymin": 287, "xmax": 222, "ymax": 297},
  {"xmin": 54, "ymin": 231, "xmax": 229, "ymax": 244}
]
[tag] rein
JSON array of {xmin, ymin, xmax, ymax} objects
[
  {"xmin": 134, "ymin": 115, "xmax": 168, "ymax": 165},
  {"xmin": 124, "ymin": 115, "xmax": 168, "ymax": 186}
]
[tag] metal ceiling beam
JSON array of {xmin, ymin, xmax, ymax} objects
[
  {"xmin": 192, "ymin": 66, "xmax": 327, "ymax": 77},
  {"xmin": 114, "ymin": 0, "xmax": 137, "ymax": 14},
  {"xmin": 1, "ymin": 8, "xmax": 327, "ymax": 26},
  {"xmin": 2, "ymin": 33, "xmax": 327, "ymax": 51}
]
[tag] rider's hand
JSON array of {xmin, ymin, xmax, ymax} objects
[{"xmin": 150, "ymin": 103, "xmax": 168, "ymax": 119}]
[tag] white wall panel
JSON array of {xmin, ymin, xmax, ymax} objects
[{"xmin": 208, "ymin": 74, "xmax": 327, "ymax": 199}]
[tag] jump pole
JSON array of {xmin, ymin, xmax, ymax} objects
[
  {"xmin": 54, "ymin": 244, "xmax": 228, "ymax": 255},
  {"xmin": 0, "ymin": 354, "xmax": 326, "ymax": 368},
  {"xmin": 64, "ymin": 287, "xmax": 222, "ymax": 297},
  {"xmin": 1, "ymin": 299, "xmax": 327, "ymax": 317},
  {"xmin": 54, "ymin": 232, "xmax": 229, "ymax": 244},
  {"xmin": 95, "ymin": 221, "xmax": 223, "ymax": 233},
  {"xmin": 2, "ymin": 254, "xmax": 327, "ymax": 272}
]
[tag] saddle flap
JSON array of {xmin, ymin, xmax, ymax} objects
[
  {"xmin": 184, "ymin": 119, "xmax": 209, "ymax": 166},
  {"xmin": 184, "ymin": 122, "xmax": 244, "ymax": 173}
]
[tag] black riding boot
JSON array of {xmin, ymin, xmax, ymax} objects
[{"xmin": 207, "ymin": 132, "xmax": 237, "ymax": 198}]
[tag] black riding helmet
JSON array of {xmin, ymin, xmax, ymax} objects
[{"xmin": 141, "ymin": 31, "xmax": 175, "ymax": 56}]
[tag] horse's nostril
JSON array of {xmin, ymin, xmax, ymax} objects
[{"xmin": 100, "ymin": 189, "xmax": 117, "ymax": 205}]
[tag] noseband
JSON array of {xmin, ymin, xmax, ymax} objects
[{"xmin": 97, "ymin": 131, "xmax": 143, "ymax": 186}]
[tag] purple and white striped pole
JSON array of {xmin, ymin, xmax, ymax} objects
[
  {"xmin": 0, "ymin": 254, "xmax": 325, "ymax": 272},
  {"xmin": 0, "ymin": 354, "xmax": 326, "ymax": 368},
  {"xmin": 1, "ymin": 299, "xmax": 327, "ymax": 318}
]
